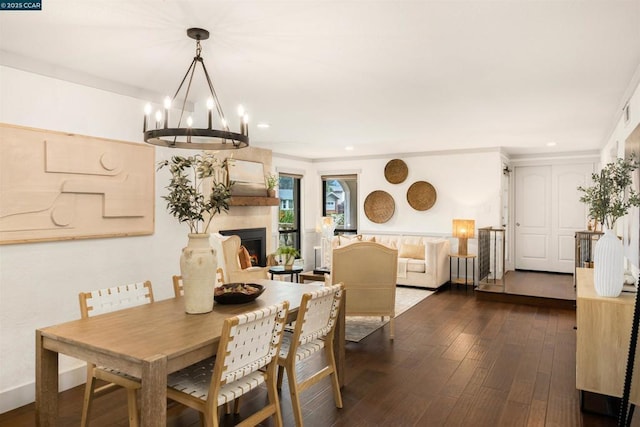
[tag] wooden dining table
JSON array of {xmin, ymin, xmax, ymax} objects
[{"xmin": 35, "ymin": 279, "xmax": 345, "ymax": 426}]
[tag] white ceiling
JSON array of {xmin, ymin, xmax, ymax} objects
[{"xmin": 1, "ymin": 1, "xmax": 639, "ymax": 160}]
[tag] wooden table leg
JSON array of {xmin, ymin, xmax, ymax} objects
[
  {"xmin": 36, "ymin": 330, "xmax": 58, "ymax": 427},
  {"xmin": 140, "ymin": 355, "xmax": 167, "ymax": 427}
]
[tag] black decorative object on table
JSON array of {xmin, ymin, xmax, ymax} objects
[{"xmin": 214, "ymin": 283, "xmax": 264, "ymax": 304}]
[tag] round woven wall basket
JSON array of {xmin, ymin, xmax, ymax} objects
[
  {"xmin": 407, "ymin": 181, "xmax": 437, "ymax": 211},
  {"xmin": 364, "ymin": 190, "xmax": 395, "ymax": 223},
  {"xmin": 384, "ymin": 159, "xmax": 408, "ymax": 184}
]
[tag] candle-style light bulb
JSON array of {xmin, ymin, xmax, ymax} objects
[
  {"xmin": 163, "ymin": 96, "xmax": 171, "ymax": 129},
  {"xmin": 207, "ymin": 98, "xmax": 214, "ymax": 129},
  {"xmin": 221, "ymin": 118, "xmax": 227, "ymax": 130},
  {"xmin": 143, "ymin": 103, "xmax": 152, "ymax": 131},
  {"xmin": 155, "ymin": 110, "xmax": 162, "ymax": 129},
  {"xmin": 186, "ymin": 116, "xmax": 193, "ymax": 143},
  {"xmin": 243, "ymin": 113, "xmax": 249, "ymax": 137},
  {"xmin": 237, "ymin": 105, "xmax": 245, "ymax": 135}
]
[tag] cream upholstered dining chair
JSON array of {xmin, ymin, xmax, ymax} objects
[
  {"xmin": 277, "ymin": 284, "xmax": 344, "ymax": 427},
  {"xmin": 166, "ymin": 301, "xmax": 290, "ymax": 427},
  {"xmin": 331, "ymin": 241, "xmax": 398, "ymax": 339},
  {"xmin": 78, "ymin": 280, "xmax": 154, "ymax": 427},
  {"xmin": 172, "ymin": 268, "xmax": 225, "ymax": 297},
  {"xmin": 211, "ymin": 233, "xmax": 268, "ymax": 283}
]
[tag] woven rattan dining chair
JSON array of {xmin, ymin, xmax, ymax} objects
[
  {"xmin": 277, "ymin": 284, "xmax": 344, "ymax": 427},
  {"xmin": 172, "ymin": 268, "xmax": 225, "ymax": 297},
  {"xmin": 166, "ymin": 301, "xmax": 290, "ymax": 427},
  {"xmin": 78, "ymin": 280, "xmax": 154, "ymax": 427}
]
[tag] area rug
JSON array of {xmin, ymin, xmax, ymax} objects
[{"xmin": 345, "ymin": 287, "xmax": 434, "ymax": 342}]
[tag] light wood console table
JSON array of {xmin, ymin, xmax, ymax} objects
[{"xmin": 576, "ymin": 267, "xmax": 639, "ymax": 406}]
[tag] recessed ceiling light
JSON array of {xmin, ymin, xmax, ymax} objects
[
  {"xmin": 547, "ymin": 141, "xmax": 557, "ymax": 147},
  {"xmin": 345, "ymin": 146, "xmax": 354, "ymax": 151},
  {"xmin": 257, "ymin": 123, "xmax": 270, "ymax": 129}
]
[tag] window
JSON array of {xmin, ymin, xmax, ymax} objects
[
  {"xmin": 278, "ymin": 174, "xmax": 301, "ymax": 251},
  {"xmin": 322, "ymin": 174, "xmax": 358, "ymax": 234}
]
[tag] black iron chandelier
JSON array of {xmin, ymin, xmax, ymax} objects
[{"xmin": 143, "ymin": 28, "xmax": 249, "ymax": 150}]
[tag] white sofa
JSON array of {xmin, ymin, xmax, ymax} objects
[{"xmin": 332, "ymin": 233, "xmax": 450, "ymax": 289}]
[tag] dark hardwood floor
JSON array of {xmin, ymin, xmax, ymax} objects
[{"xmin": 1, "ymin": 275, "xmax": 628, "ymax": 426}]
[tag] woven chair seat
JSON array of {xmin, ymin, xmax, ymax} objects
[
  {"xmin": 167, "ymin": 356, "xmax": 268, "ymax": 406},
  {"xmin": 279, "ymin": 333, "xmax": 325, "ymax": 362}
]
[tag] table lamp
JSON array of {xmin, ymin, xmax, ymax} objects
[{"xmin": 452, "ymin": 219, "xmax": 475, "ymax": 256}]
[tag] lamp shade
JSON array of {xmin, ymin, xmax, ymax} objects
[{"xmin": 452, "ymin": 219, "xmax": 475, "ymax": 239}]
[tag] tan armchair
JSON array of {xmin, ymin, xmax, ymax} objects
[
  {"xmin": 211, "ymin": 233, "xmax": 268, "ymax": 283},
  {"xmin": 331, "ymin": 241, "xmax": 398, "ymax": 339}
]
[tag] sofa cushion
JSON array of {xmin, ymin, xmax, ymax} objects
[
  {"xmin": 399, "ymin": 243, "xmax": 425, "ymax": 260},
  {"xmin": 406, "ymin": 258, "xmax": 426, "ymax": 273},
  {"xmin": 238, "ymin": 245, "xmax": 252, "ymax": 269}
]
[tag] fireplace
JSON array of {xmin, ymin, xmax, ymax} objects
[{"xmin": 219, "ymin": 227, "xmax": 267, "ymax": 267}]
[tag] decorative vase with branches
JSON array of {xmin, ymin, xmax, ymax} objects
[
  {"xmin": 157, "ymin": 153, "xmax": 232, "ymax": 313},
  {"xmin": 577, "ymin": 154, "xmax": 640, "ymax": 297}
]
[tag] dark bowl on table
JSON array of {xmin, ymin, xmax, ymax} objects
[{"xmin": 214, "ymin": 283, "xmax": 265, "ymax": 304}]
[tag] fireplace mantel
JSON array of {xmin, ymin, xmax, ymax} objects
[{"xmin": 229, "ymin": 196, "xmax": 279, "ymax": 207}]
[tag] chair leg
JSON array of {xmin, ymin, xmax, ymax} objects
[
  {"xmin": 126, "ymin": 389, "xmax": 139, "ymax": 427},
  {"xmin": 277, "ymin": 365, "xmax": 285, "ymax": 390},
  {"xmin": 80, "ymin": 368, "xmax": 97, "ymax": 427},
  {"xmin": 204, "ymin": 403, "xmax": 218, "ymax": 427},
  {"xmin": 389, "ymin": 316, "xmax": 395, "ymax": 340},
  {"xmin": 286, "ymin": 363, "xmax": 305, "ymax": 427},
  {"xmin": 324, "ymin": 341, "xmax": 343, "ymax": 408},
  {"xmin": 266, "ymin": 369, "xmax": 284, "ymax": 427}
]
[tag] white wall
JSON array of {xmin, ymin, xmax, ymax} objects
[
  {"xmin": 601, "ymin": 78, "xmax": 640, "ymax": 276},
  {"xmin": 273, "ymin": 150, "xmax": 504, "ymax": 271}
]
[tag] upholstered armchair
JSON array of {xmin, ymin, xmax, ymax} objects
[
  {"xmin": 331, "ymin": 241, "xmax": 398, "ymax": 339},
  {"xmin": 211, "ymin": 233, "xmax": 268, "ymax": 283}
]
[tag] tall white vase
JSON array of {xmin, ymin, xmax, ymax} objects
[
  {"xmin": 593, "ymin": 227, "xmax": 624, "ymax": 297},
  {"xmin": 180, "ymin": 233, "xmax": 217, "ymax": 314}
]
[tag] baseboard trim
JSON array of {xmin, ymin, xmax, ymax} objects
[{"xmin": 0, "ymin": 365, "xmax": 86, "ymax": 414}]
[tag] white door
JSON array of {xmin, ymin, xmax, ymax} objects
[{"xmin": 515, "ymin": 163, "xmax": 593, "ymax": 273}]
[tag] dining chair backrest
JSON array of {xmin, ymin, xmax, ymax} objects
[
  {"xmin": 79, "ymin": 281, "xmax": 154, "ymax": 318},
  {"xmin": 293, "ymin": 284, "xmax": 343, "ymax": 346},
  {"xmin": 212, "ymin": 301, "xmax": 289, "ymax": 392},
  {"xmin": 172, "ymin": 269, "xmax": 225, "ymax": 298}
]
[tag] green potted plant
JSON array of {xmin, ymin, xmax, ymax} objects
[
  {"xmin": 577, "ymin": 154, "xmax": 640, "ymax": 297},
  {"xmin": 265, "ymin": 173, "xmax": 279, "ymax": 198},
  {"xmin": 274, "ymin": 245, "xmax": 300, "ymax": 270},
  {"xmin": 578, "ymin": 155, "xmax": 640, "ymax": 231},
  {"xmin": 157, "ymin": 153, "xmax": 232, "ymax": 313}
]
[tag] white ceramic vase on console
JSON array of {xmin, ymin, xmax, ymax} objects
[
  {"xmin": 593, "ymin": 227, "xmax": 624, "ymax": 297},
  {"xmin": 180, "ymin": 233, "xmax": 217, "ymax": 314}
]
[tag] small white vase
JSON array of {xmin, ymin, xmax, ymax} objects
[
  {"xmin": 593, "ymin": 227, "xmax": 624, "ymax": 297},
  {"xmin": 180, "ymin": 233, "xmax": 217, "ymax": 314}
]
